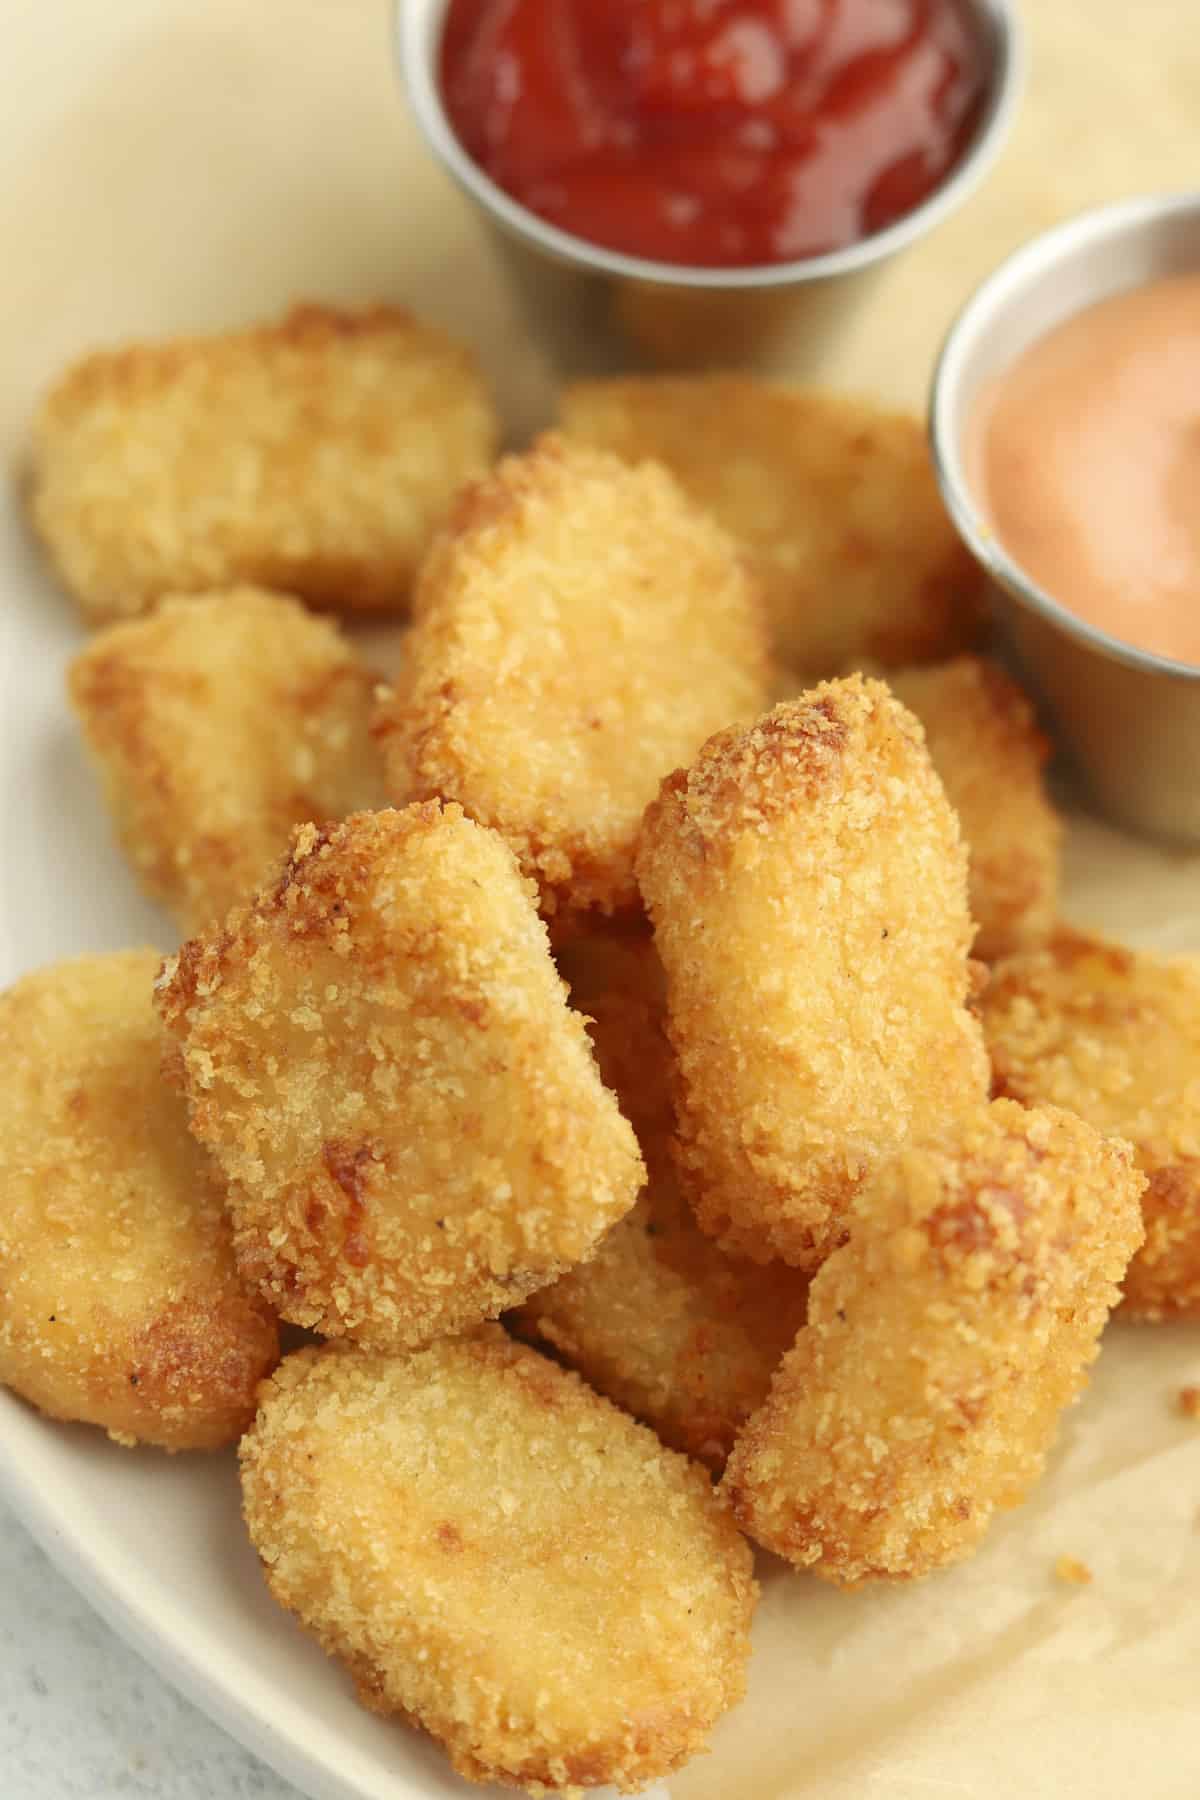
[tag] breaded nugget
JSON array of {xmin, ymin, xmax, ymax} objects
[
  {"xmin": 511, "ymin": 923, "xmax": 809, "ymax": 1469},
  {"xmin": 773, "ymin": 655, "xmax": 1062, "ymax": 957},
  {"xmin": 560, "ymin": 376, "xmax": 983, "ymax": 674},
  {"xmin": 69, "ymin": 587, "xmax": 386, "ymax": 935},
  {"xmin": 884, "ymin": 656, "xmax": 1061, "ymax": 959},
  {"xmin": 723, "ymin": 1101, "xmax": 1144, "ymax": 1585},
  {"xmin": 241, "ymin": 1332, "xmax": 756, "ymax": 1794},
  {"xmin": 30, "ymin": 303, "xmax": 498, "ymax": 622},
  {"xmin": 0, "ymin": 951, "xmax": 278, "ymax": 1450},
  {"xmin": 983, "ymin": 929, "xmax": 1200, "ymax": 1320},
  {"xmin": 157, "ymin": 805, "xmax": 644, "ymax": 1348},
  {"xmin": 636, "ymin": 676, "xmax": 989, "ymax": 1269},
  {"xmin": 372, "ymin": 433, "xmax": 770, "ymax": 919}
]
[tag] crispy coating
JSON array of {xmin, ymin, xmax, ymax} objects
[
  {"xmin": 241, "ymin": 1332, "xmax": 757, "ymax": 1794},
  {"xmin": 510, "ymin": 923, "xmax": 809, "ymax": 1470},
  {"xmin": 29, "ymin": 303, "xmax": 498, "ymax": 622},
  {"xmin": 0, "ymin": 951, "xmax": 278, "ymax": 1450},
  {"xmin": 157, "ymin": 805, "xmax": 644, "ymax": 1348},
  {"xmin": 68, "ymin": 587, "xmax": 387, "ymax": 934},
  {"xmin": 636, "ymin": 676, "xmax": 989, "ymax": 1269},
  {"xmin": 373, "ymin": 433, "xmax": 770, "ymax": 919},
  {"xmin": 560, "ymin": 376, "xmax": 984, "ymax": 675},
  {"xmin": 723, "ymin": 1101, "xmax": 1145, "ymax": 1585},
  {"xmin": 882, "ymin": 657, "xmax": 1061, "ymax": 960},
  {"xmin": 983, "ymin": 929, "xmax": 1200, "ymax": 1321}
]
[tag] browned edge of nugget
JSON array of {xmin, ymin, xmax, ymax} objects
[
  {"xmin": 559, "ymin": 374, "xmax": 986, "ymax": 675},
  {"xmin": 156, "ymin": 804, "xmax": 645, "ymax": 1349},
  {"xmin": 372, "ymin": 430, "xmax": 771, "ymax": 922},
  {"xmin": 722, "ymin": 1101, "xmax": 1145, "ymax": 1586},
  {"xmin": 0, "ymin": 949, "xmax": 278, "ymax": 1450},
  {"xmin": 636, "ymin": 675, "xmax": 988, "ymax": 1271},
  {"xmin": 511, "ymin": 919, "xmax": 809, "ymax": 1470},
  {"xmin": 984, "ymin": 927, "xmax": 1200, "ymax": 1322},
  {"xmin": 29, "ymin": 302, "xmax": 499, "ymax": 620},
  {"xmin": 240, "ymin": 1332, "xmax": 757, "ymax": 1794}
]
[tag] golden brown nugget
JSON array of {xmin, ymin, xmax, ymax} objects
[
  {"xmin": 157, "ymin": 805, "xmax": 644, "ymax": 1349},
  {"xmin": 884, "ymin": 657, "xmax": 1061, "ymax": 960},
  {"xmin": 511, "ymin": 924, "xmax": 809, "ymax": 1470},
  {"xmin": 373, "ymin": 433, "xmax": 769, "ymax": 919},
  {"xmin": 723, "ymin": 1102, "xmax": 1145, "ymax": 1586},
  {"xmin": 69, "ymin": 587, "xmax": 387, "ymax": 935},
  {"xmin": 983, "ymin": 929, "xmax": 1200, "ymax": 1321},
  {"xmin": 560, "ymin": 376, "xmax": 983, "ymax": 674},
  {"xmin": 0, "ymin": 951, "xmax": 278, "ymax": 1450},
  {"xmin": 30, "ymin": 303, "xmax": 498, "ymax": 622},
  {"xmin": 636, "ymin": 677, "xmax": 989, "ymax": 1270},
  {"xmin": 241, "ymin": 1333, "xmax": 757, "ymax": 1794}
]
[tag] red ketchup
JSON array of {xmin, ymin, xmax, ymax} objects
[{"xmin": 440, "ymin": 0, "xmax": 986, "ymax": 268}]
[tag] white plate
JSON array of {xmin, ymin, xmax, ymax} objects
[{"xmin": 3, "ymin": 5, "xmax": 1200, "ymax": 1800}]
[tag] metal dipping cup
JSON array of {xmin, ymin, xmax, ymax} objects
[
  {"xmin": 930, "ymin": 192, "xmax": 1200, "ymax": 848},
  {"xmin": 395, "ymin": 0, "xmax": 1024, "ymax": 372}
]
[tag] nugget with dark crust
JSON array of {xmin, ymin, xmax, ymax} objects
[
  {"xmin": 373, "ymin": 433, "xmax": 770, "ymax": 919},
  {"xmin": 511, "ymin": 923, "xmax": 809, "ymax": 1469},
  {"xmin": 157, "ymin": 805, "xmax": 644, "ymax": 1348},
  {"xmin": 241, "ymin": 1333, "xmax": 757, "ymax": 1794},
  {"xmin": 560, "ymin": 376, "xmax": 983, "ymax": 674},
  {"xmin": 636, "ymin": 676, "xmax": 989, "ymax": 1269},
  {"xmin": 983, "ymin": 929, "xmax": 1200, "ymax": 1320},
  {"xmin": 69, "ymin": 587, "xmax": 386, "ymax": 934},
  {"xmin": 723, "ymin": 1101, "xmax": 1144, "ymax": 1585},
  {"xmin": 0, "ymin": 950, "xmax": 278, "ymax": 1449},
  {"xmin": 30, "ymin": 304, "xmax": 498, "ymax": 621}
]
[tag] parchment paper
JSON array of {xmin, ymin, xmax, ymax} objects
[{"xmin": 2, "ymin": 3, "xmax": 1198, "ymax": 1795}]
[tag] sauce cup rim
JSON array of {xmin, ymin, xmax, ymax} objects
[
  {"xmin": 929, "ymin": 190, "xmax": 1200, "ymax": 684},
  {"xmin": 394, "ymin": 0, "xmax": 1025, "ymax": 292}
]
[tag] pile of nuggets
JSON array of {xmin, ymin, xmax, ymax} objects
[{"xmin": 2, "ymin": 301, "xmax": 1197, "ymax": 1795}]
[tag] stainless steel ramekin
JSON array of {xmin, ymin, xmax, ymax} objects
[
  {"xmin": 930, "ymin": 192, "xmax": 1200, "ymax": 847},
  {"xmin": 396, "ymin": 0, "xmax": 1023, "ymax": 371}
]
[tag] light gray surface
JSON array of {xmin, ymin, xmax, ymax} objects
[{"xmin": 0, "ymin": 1501, "xmax": 304, "ymax": 1800}]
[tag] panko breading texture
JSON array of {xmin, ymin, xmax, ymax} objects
[
  {"xmin": 30, "ymin": 303, "xmax": 498, "ymax": 622},
  {"xmin": 983, "ymin": 929, "xmax": 1200, "ymax": 1320},
  {"xmin": 373, "ymin": 433, "xmax": 770, "ymax": 920},
  {"xmin": 69, "ymin": 587, "xmax": 386, "ymax": 935},
  {"xmin": 157, "ymin": 805, "xmax": 644, "ymax": 1349},
  {"xmin": 241, "ymin": 1333, "xmax": 757, "ymax": 1795},
  {"xmin": 636, "ymin": 676, "xmax": 989, "ymax": 1270},
  {"xmin": 560, "ymin": 377, "xmax": 984, "ymax": 675},
  {"xmin": 0, "ymin": 951, "xmax": 278, "ymax": 1450},
  {"xmin": 511, "ymin": 924, "xmax": 809, "ymax": 1470},
  {"xmin": 869, "ymin": 656, "xmax": 1060, "ymax": 960},
  {"xmin": 723, "ymin": 1102, "xmax": 1145, "ymax": 1586}
]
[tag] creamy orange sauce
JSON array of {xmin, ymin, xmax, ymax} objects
[{"xmin": 971, "ymin": 273, "xmax": 1200, "ymax": 666}]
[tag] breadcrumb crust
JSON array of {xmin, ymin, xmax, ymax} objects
[
  {"xmin": 875, "ymin": 656, "xmax": 1061, "ymax": 960},
  {"xmin": 374, "ymin": 433, "xmax": 770, "ymax": 919},
  {"xmin": 560, "ymin": 376, "xmax": 984, "ymax": 674},
  {"xmin": 510, "ymin": 922, "xmax": 809, "ymax": 1469},
  {"xmin": 983, "ymin": 929, "xmax": 1200, "ymax": 1320},
  {"xmin": 723, "ymin": 1102, "xmax": 1144, "ymax": 1584},
  {"xmin": 157, "ymin": 805, "xmax": 644, "ymax": 1348},
  {"xmin": 68, "ymin": 587, "xmax": 386, "ymax": 934},
  {"xmin": 636, "ymin": 676, "xmax": 989, "ymax": 1268},
  {"xmin": 0, "ymin": 950, "xmax": 278, "ymax": 1449},
  {"xmin": 240, "ymin": 1332, "xmax": 757, "ymax": 1795},
  {"xmin": 30, "ymin": 303, "xmax": 498, "ymax": 621}
]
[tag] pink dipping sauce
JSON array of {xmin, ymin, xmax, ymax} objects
[{"xmin": 971, "ymin": 273, "xmax": 1200, "ymax": 667}]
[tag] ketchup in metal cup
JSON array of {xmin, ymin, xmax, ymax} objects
[{"xmin": 439, "ymin": 0, "xmax": 987, "ymax": 268}]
